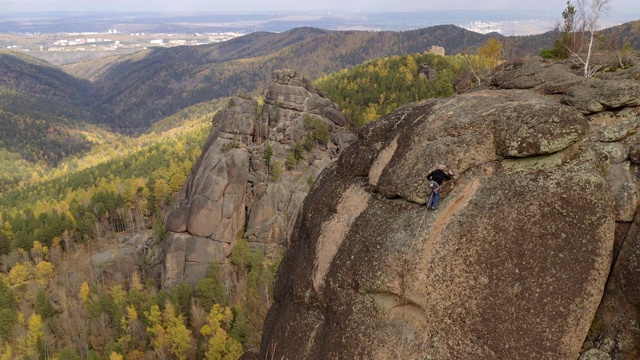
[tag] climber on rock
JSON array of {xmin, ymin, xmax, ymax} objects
[{"xmin": 426, "ymin": 164, "xmax": 453, "ymax": 210}]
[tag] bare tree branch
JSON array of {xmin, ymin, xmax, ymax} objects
[{"xmin": 573, "ymin": 0, "xmax": 612, "ymax": 77}]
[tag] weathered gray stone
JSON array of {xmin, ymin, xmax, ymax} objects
[
  {"xmin": 241, "ymin": 57, "xmax": 640, "ymax": 359},
  {"xmin": 162, "ymin": 233, "xmax": 232, "ymax": 288},
  {"xmin": 489, "ymin": 58, "xmax": 640, "ymax": 115},
  {"xmin": 335, "ymin": 131, "xmax": 357, "ymax": 150},
  {"xmin": 489, "ymin": 59, "xmax": 577, "ymax": 90},
  {"xmin": 215, "ymin": 98, "xmax": 256, "ymax": 136},
  {"xmin": 162, "ymin": 233, "xmax": 188, "ymax": 287},
  {"xmin": 91, "ymin": 231, "xmax": 154, "ymax": 284},
  {"xmin": 187, "ymin": 195, "xmax": 221, "ymax": 237},
  {"xmin": 289, "ymin": 78, "xmax": 304, "ymax": 87},
  {"xmin": 586, "ymin": 208, "xmax": 640, "ymax": 358},
  {"xmin": 182, "ymin": 262, "xmax": 210, "ymax": 286},
  {"xmin": 325, "ymin": 107, "xmax": 349, "ymax": 126},
  {"xmin": 360, "ymin": 89, "xmax": 589, "ymax": 204},
  {"xmin": 563, "ymin": 79, "xmax": 640, "ymax": 114},
  {"xmin": 617, "ymin": 220, "xmax": 640, "ymax": 307},
  {"xmin": 488, "ymin": 95, "xmax": 588, "ymax": 157},
  {"xmin": 590, "ymin": 142, "xmax": 628, "ymax": 165},
  {"xmin": 245, "ymin": 189, "xmax": 277, "ymax": 237},
  {"xmin": 185, "ymin": 237, "xmax": 228, "ymax": 264},
  {"xmin": 166, "ymin": 205, "xmax": 190, "ymax": 233},
  {"xmin": 607, "ymin": 163, "xmax": 638, "ymax": 222},
  {"xmin": 628, "ymin": 139, "xmax": 640, "ymax": 164},
  {"xmin": 261, "ymin": 88, "xmax": 615, "ymax": 360},
  {"xmin": 250, "ymin": 152, "xmax": 268, "ymax": 173},
  {"xmin": 589, "ymin": 112, "xmax": 634, "ymax": 142},
  {"xmin": 282, "ymin": 116, "xmax": 306, "ymax": 143},
  {"xmin": 222, "ymin": 193, "xmax": 238, "ymax": 219},
  {"xmin": 305, "ymin": 93, "xmax": 333, "ymax": 113},
  {"xmin": 418, "ymin": 64, "xmax": 438, "ymax": 79},
  {"xmin": 266, "ymin": 83, "xmax": 308, "ymax": 110},
  {"xmin": 163, "ymin": 69, "xmax": 354, "ymax": 289}
]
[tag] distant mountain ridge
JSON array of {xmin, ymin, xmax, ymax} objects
[
  {"xmin": 91, "ymin": 25, "xmax": 512, "ymax": 133},
  {"xmin": 2, "ymin": 21, "xmax": 640, "ymax": 163},
  {"xmin": 89, "ymin": 20, "xmax": 640, "ymax": 134}
]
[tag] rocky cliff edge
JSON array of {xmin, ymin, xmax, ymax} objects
[{"xmin": 261, "ymin": 58, "xmax": 640, "ymax": 359}]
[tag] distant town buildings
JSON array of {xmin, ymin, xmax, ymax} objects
[
  {"xmin": 460, "ymin": 20, "xmax": 549, "ymax": 36},
  {"xmin": 461, "ymin": 21, "xmax": 503, "ymax": 34},
  {"xmin": 42, "ymin": 31, "xmax": 244, "ymax": 52},
  {"xmin": 208, "ymin": 32, "xmax": 243, "ymax": 43}
]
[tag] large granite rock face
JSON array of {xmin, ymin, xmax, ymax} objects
[
  {"xmin": 163, "ymin": 69, "xmax": 354, "ymax": 288},
  {"xmin": 261, "ymin": 58, "xmax": 640, "ymax": 359}
]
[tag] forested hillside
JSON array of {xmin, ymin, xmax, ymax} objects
[
  {"xmin": 0, "ymin": 94, "xmax": 288, "ymax": 358},
  {"xmin": 93, "ymin": 20, "xmax": 640, "ymax": 134},
  {"xmin": 0, "ymin": 118, "xmax": 208, "ymax": 250},
  {"xmin": 0, "ymin": 99, "xmax": 227, "ymax": 248},
  {"xmin": 601, "ymin": 19, "xmax": 640, "ymax": 49},
  {"xmin": 0, "ymin": 51, "xmax": 99, "ymax": 165},
  {"xmin": 4, "ymin": 22, "xmax": 637, "ymax": 144},
  {"xmin": 91, "ymin": 25, "xmax": 513, "ymax": 133},
  {"xmin": 314, "ymin": 52, "xmax": 495, "ymax": 127}
]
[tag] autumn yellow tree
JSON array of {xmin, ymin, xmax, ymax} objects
[
  {"xmin": 405, "ymin": 55, "xmax": 419, "ymax": 75},
  {"xmin": 200, "ymin": 304, "xmax": 242, "ymax": 360},
  {"xmin": 145, "ymin": 304, "xmax": 169, "ymax": 358},
  {"xmin": 110, "ymin": 285, "xmax": 126, "ymax": 306},
  {"xmin": 163, "ymin": 302, "xmax": 193, "ymax": 360},
  {"xmin": 7, "ymin": 262, "xmax": 30, "ymax": 287},
  {"xmin": 79, "ymin": 281, "xmax": 91, "ymax": 305},
  {"xmin": 0, "ymin": 342, "xmax": 12, "ymax": 360},
  {"xmin": 130, "ymin": 272, "xmax": 144, "ymax": 292},
  {"xmin": 477, "ymin": 38, "xmax": 504, "ymax": 68},
  {"xmin": 169, "ymin": 172, "xmax": 187, "ymax": 193},
  {"xmin": 17, "ymin": 313, "xmax": 44, "ymax": 358},
  {"xmin": 117, "ymin": 304, "xmax": 138, "ymax": 354},
  {"xmin": 363, "ymin": 103, "xmax": 379, "ymax": 123},
  {"xmin": 35, "ymin": 261, "xmax": 54, "ymax": 285},
  {"xmin": 30, "ymin": 241, "xmax": 49, "ymax": 263},
  {"xmin": 154, "ymin": 179, "xmax": 171, "ymax": 204}
]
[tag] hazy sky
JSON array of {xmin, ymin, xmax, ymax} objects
[{"xmin": 2, "ymin": 0, "xmax": 640, "ymax": 21}]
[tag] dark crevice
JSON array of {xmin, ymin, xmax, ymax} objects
[{"xmin": 611, "ymin": 220, "xmax": 634, "ymax": 274}]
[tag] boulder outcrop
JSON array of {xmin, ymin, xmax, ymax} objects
[
  {"xmin": 163, "ymin": 69, "xmax": 354, "ymax": 288},
  {"xmin": 261, "ymin": 58, "xmax": 640, "ymax": 359},
  {"xmin": 91, "ymin": 231, "xmax": 156, "ymax": 282}
]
